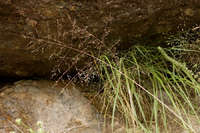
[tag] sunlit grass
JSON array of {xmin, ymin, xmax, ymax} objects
[{"xmin": 98, "ymin": 46, "xmax": 200, "ymax": 133}]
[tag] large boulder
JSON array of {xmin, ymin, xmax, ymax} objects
[
  {"xmin": 1, "ymin": 0, "xmax": 200, "ymax": 78},
  {"xmin": 0, "ymin": 80, "xmax": 135, "ymax": 133},
  {"xmin": 0, "ymin": 80, "xmax": 110, "ymax": 133}
]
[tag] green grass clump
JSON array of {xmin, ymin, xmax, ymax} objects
[
  {"xmin": 10, "ymin": 118, "xmax": 46, "ymax": 133},
  {"xmin": 98, "ymin": 45, "xmax": 200, "ymax": 133}
]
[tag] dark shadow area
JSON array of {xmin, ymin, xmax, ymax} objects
[{"xmin": 0, "ymin": 76, "xmax": 48, "ymax": 91}]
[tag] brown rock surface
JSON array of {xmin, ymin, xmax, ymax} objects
[{"xmin": 1, "ymin": 0, "xmax": 200, "ymax": 78}]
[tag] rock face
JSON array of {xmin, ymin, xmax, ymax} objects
[
  {"xmin": 1, "ymin": 0, "xmax": 200, "ymax": 78},
  {"xmin": 0, "ymin": 80, "xmax": 103, "ymax": 133},
  {"xmin": 0, "ymin": 80, "xmax": 144, "ymax": 133}
]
